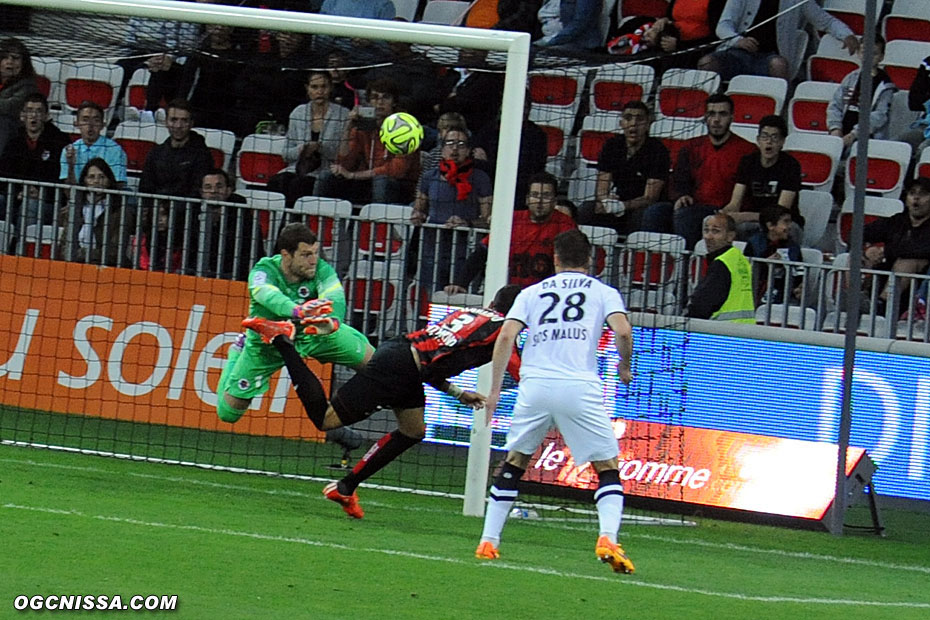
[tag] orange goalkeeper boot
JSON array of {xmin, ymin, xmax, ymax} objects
[{"xmin": 242, "ymin": 317, "xmax": 295, "ymax": 344}]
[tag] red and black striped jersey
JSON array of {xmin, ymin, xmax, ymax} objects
[{"xmin": 406, "ymin": 307, "xmax": 521, "ymax": 386}]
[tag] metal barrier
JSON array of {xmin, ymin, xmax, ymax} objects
[{"xmin": 4, "ymin": 175, "xmax": 930, "ymax": 343}]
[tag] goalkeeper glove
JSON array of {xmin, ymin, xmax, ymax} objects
[
  {"xmin": 302, "ymin": 316, "xmax": 340, "ymax": 336},
  {"xmin": 292, "ymin": 299, "xmax": 333, "ymax": 321}
]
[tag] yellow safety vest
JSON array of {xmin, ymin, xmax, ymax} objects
[{"xmin": 710, "ymin": 246, "xmax": 755, "ymax": 323}]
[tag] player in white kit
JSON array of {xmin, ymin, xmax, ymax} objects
[{"xmin": 475, "ymin": 229, "xmax": 635, "ymax": 574}]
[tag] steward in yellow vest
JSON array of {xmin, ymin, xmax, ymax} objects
[{"xmin": 686, "ymin": 213, "xmax": 755, "ymax": 322}]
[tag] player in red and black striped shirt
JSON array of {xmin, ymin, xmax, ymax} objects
[{"xmin": 244, "ymin": 284, "xmax": 522, "ymax": 518}]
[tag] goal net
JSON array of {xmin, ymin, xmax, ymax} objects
[{"xmin": 0, "ymin": 0, "xmax": 706, "ymax": 525}]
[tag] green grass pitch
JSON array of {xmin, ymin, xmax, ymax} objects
[{"xmin": 2, "ymin": 443, "xmax": 929, "ymax": 620}]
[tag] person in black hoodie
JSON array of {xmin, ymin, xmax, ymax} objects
[
  {"xmin": 0, "ymin": 92, "xmax": 70, "ymax": 227},
  {"xmin": 139, "ymin": 98, "xmax": 214, "ymax": 273}
]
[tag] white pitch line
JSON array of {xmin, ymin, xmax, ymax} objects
[
  {"xmin": 5, "ymin": 455, "xmax": 929, "ymax": 576},
  {"xmin": 3, "ymin": 503, "xmax": 929, "ymax": 609},
  {"xmin": 627, "ymin": 532, "xmax": 930, "ymax": 575}
]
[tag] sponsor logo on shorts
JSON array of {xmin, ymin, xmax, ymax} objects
[
  {"xmin": 298, "ymin": 286, "xmax": 310, "ymax": 298},
  {"xmin": 238, "ymin": 378, "xmax": 251, "ymax": 390}
]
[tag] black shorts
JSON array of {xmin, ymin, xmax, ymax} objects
[{"xmin": 331, "ymin": 337, "xmax": 425, "ymax": 424}]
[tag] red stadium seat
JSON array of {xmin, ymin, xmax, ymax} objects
[
  {"xmin": 883, "ymin": 1, "xmax": 930, "ymax": 43},
  {"xmin": 845, "ymin": 139, "xmax": 911, "ymax": 198},
  {"xmin": 61, "ymin": 61, "xmax": 124, "ymax": 118},
  {"xmin": 589, "ymin": 64, "xmax": 655, "ymax": 114},
  {"xmin": 784, "ymin": 133, "xmax": 843, "ymax": 193},
  {"xmin": 788, "ymin": 81, "xmax": 837, "ymax": 134},
  {"xmin": 356, "ymin": 203, "xmax": 411, "ymax": 260},
  {"xmin": 883, "ymin": 41, "xmax": 930, "ymax": 90},
  {"xmin": 112, "ymin": 121, "xmax": 168, "ymax": 176},
  {"xmin": 837, "ymin": 195, "xmax": 903, "ymax": 249},
  {"xmin": 824, "ymin": 0, "xmax": 868, "ymax": 36},
  {"xmin": 726, "ymin": 75, "xmax": 787, "ymax": 130},
  {"xmin": 656, "ymin": 69, "xmax": 720, "ymax": 121},
  {"xmin": 236, "ymin": 134, "xmax": 286, "ymax": 189},
  {"xmin": 650, "ymin": 118, "xmax": 706, "ymax": 170},
  {"xmin": 807, "ymin": 37, "xmax": 858, "ymax": 83},
  {"xmin": 344, "ymin": 261, "xmax": 402, "ymax": 336}
]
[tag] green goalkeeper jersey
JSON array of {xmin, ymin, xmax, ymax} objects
[{"xmin": 245, "ymin": 254, "xmax": 347, "ymax": 348}]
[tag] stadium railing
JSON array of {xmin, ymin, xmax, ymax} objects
[{"xmin": 4, "ymin": 176, "xmax": 930, "ymax": 343}]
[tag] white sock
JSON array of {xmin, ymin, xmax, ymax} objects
[
  {"xmin": 595, "ymin": 487, "xmax": 624, "ymax": 542},
  {"xmin": 479, "ymin": 485, "xmax": 518, "ymax": 546}
]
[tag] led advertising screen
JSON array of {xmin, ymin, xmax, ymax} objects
[
  {"xmin": 422, "ymin": 304, "xmax": 929, "ymax": 504},
  {"xmin": 522, "ymin": 419, "xmax": 866, "ymax": 520}
]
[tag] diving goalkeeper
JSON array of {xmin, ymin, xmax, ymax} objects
[{"xmin": 216, "ymin": 223, "xmax": 374, "ymax": 425}]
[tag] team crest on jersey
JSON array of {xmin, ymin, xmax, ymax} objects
[
  {"xmin": 298, "ymin": 286, "xmax": 310, "ymax": 298},
  {"xmin": 238, "ymin": 378, "xmax": 251, "ymax": 390}
]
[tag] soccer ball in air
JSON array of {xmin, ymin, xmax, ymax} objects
[{"xmin": 379, "ymin": 112, "xmax": 423, "ymax": 156}]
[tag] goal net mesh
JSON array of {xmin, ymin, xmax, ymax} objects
[{"xmin": 0, "ymin": 1, "xmax": 711, "ymax": 526}]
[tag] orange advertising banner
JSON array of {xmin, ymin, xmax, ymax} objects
[
  {"xmin": 523, "ymin": 418, "xmax": 866, "ymax": 520},
  {"xmin": 0, "ymin": 256, "xmax": 329, "ymax": 441}
]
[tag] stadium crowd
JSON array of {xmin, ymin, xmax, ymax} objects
[{"xmin": 2, "ymin": 0, "xmax": 930, "ymax": 337}]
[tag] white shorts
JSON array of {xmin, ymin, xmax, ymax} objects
[{"xmin": 504, "ymin": 377, "xmax": 619, "ymax": 465}]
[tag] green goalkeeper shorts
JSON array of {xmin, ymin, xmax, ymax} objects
[{"xmin": 223, "ymin": 325, "xmax": 371, "ymax": 401}]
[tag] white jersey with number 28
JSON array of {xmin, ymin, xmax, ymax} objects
[{"xmin": 506, "ymin": 271, "xmax": 627, "ymax": 382}]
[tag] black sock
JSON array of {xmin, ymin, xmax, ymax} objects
[
  {"xmin": 338, "ymin": 430, "xmax": 421, "ymax": 494},
  {"xmin": 272, "ymin": 336, "xmax": 328, "ymax": 428}
]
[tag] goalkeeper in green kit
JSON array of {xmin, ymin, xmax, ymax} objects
[{"xmin": 216, "ymin": 223, "xmax": 374, "ymax": 429}]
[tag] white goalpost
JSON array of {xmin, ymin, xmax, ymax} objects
[{"xmin": 2, "ymin": 0, "xmax": 529, "ymax": 517}]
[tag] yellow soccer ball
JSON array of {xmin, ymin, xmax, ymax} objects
[{"xmin": 379, "ymin": 112, "xmax": 424, "ymax": 155}]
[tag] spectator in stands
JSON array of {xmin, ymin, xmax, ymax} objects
[
  {"xmin": 898, "ymin": 54, "xmax": 930, "ymax": 164},
  {"xmin": 440, "ymin": 50, "xmax": 505, "ymax": 137},
  {"xmin": 862, "ymin": 177, "xmax": 930, "ymax": 315},
  {"xmin": 535, "ymin": 0, "xmax": 604, "ymax": 51},
  {"xmin": 699, "ymin": 0, "xmax": 858, "ymax": 81},
  {"xmin": 139, "ymin": 98, "xmax": 214, "ymax": 198},
  {"xmin": 61, "ymin": 102, "xmax": 128, "ymax": 186},
  {"xmin": 444, "ymin": 171, "xmax": 576, "ymax": 293},
  {"xmin": 578, "ymin": 101, "xmax": 670, "ymax": 235},
  {"xmin": 232, "ymin": 30, "xmax": 311, "ymax": 136},
  {"xmin": 314, "ymin": 78, "xmax": 420, "ymax": 205},
  {"xmin": 325, "ymin": 52, "xmax": 359, "ymax": 110},
  {"xmin": 319, "ymin": 0, "xmax": 395, "ymax": 19},
  {"xmin": 0, "ymin": 38, "xmax": 39, "ymax": 158},
  {"xmin": 493, "ymin": 1, "xmax": 545, "ymax": 34},
  {"xmin": 827, "ymin": 35, "xmax": 896, "ymax": 154},
  {"xmin": 181, "ymin": 23, "xmax": 244, "ymax": 135},
  {"xmin": 0, "ymin": 93, "xmax": 70, "ymax": 226},
  {"xmin": 418, "ymin": 112, "xmax": 468, "ymax": 188},
  {"xmin": 365, "ymin": 25, "xmax": 459, "ymax": 131},
  {"xmin": 139, "ymin": 99, "xmax": 213, "ymax": 273},
  {"xmin": 120, "ymin": 11, "xmax": 203, "ymax": 122},
  {"xmin": 472, "ymin": 94, "xmax": 547, "ymax": 209},
  {"xmin": 199, "ymin": 169, "xmax": 262, "ymax": 280},
  {"xmin": 640, "ymin": 94, "xmax": 756, "ymax": 249},
  {"xmin": 57, "ymin": 158, "xmax": 130, "ymax": 267},
  {"xmin": 721, "ymin": 115, "xmax": 803, "ymax": 241},
  {"xmin": 743, "ymin": 204, "xmax": 801, "ymax": 305},
  {"xmin": 686, "ymin": 212, "xmax": 754, "ymax": 322},
  {"xmin": 269, "ymin": 70, "xmax": 350, "ymax": 207},
  {"xmin": 649, "ymin": 0, "xmax": 728, "ymax": 69},
  {"xmin": 411, "ymin": 128, "xmax": 492, "ymax": 296}
]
